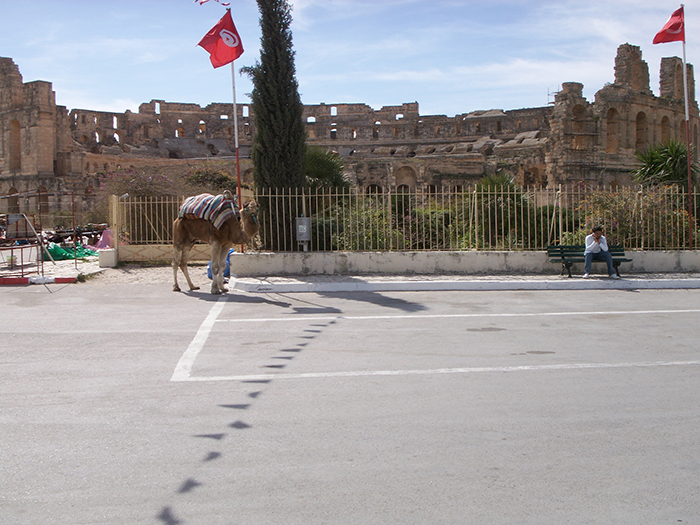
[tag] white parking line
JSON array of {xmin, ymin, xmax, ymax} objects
[
  {"xmin": 171, "ymin": 305, "xmax": 700, "ymax": 382},
  {"xmin": 216, "ymin": 308, "xmax": 700, "ymax": 324},
  {"xmin": 170, "ymin": 297, "xmax": 228, "ymax": 382},
  {"xmin": 174, "ymin": 360, "xmax": 700, "ymax": 382}
]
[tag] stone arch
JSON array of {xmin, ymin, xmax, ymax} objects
[
  {"xmin": 243, "ymin": 168, "xmax": 254, "ymax": 184},
  {"xmin": 606, "ymin": 108, "xmax": 620, "ymax": 153},
  {"xmin": 635, "ymin": 112, "xmax": 648, "ymax": 152},
  {"xmin": 660, "ymin": 116, "xmax": 671, "ymax": 143},
  {"xmin": 394, "ymin": 166, "xmax": 417, "ymax": 190},
  {"xmin": 366, "ymin": 184, "xmax": 383, "ymax": 194},
  {"xmin": 199, "ymin": 120, "xmax": 206, "ymax": 134},
  {"xmin": 9, "ymin": 119, "xmax": 21, "ymax": 171},
  {"xmin": 175, "ymin": 127, "xmax": 185, "ymax": 138}
]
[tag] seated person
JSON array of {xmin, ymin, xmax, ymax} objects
[{"xmin": 584, "ymin": 226, "xmax": 619, "ymax": 279}]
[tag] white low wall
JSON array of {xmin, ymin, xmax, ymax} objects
[
  {"xmin": 229, "ymin": 250, "xmax": 700, "ymax": 277},
  {"xmin": 117, "ymin": 246, "xmax": 700, "ymax": 276}
]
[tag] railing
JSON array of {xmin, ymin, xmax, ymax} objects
[{"xmin": 111, "ymin": 185, "xmax": 700, "ymax": 251}]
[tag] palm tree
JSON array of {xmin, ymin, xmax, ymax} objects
[{"xmin": 633, "ymin": 139, "xmax": 698, "ymax": 188}]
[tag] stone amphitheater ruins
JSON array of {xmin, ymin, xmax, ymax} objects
[{"xmin": 0, "ymin": 43, "xmax": 698, "ymax": 217}]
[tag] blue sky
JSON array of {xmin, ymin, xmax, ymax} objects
[{"xmin": 0, "ymin": 0, "xmax": 697, "ymax": 117}]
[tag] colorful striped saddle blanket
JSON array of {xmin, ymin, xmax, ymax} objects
[{"xmin": 178, "ymin": 193, "xmax": 239, "ymax": 230}]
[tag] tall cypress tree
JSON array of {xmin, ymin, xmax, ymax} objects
[{"xmin": 243, "ymin": 0, "xmax": 306, "ymax": 189}]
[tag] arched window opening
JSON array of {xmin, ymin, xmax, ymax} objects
[
  {"xmin": 175, "ymin": 127, "xmax": 185, "ymax": 138},
  {"xmin": 661, "ymin": 116, "xmax": 671, "ymax": 143},
  {"xmin": 366, "ymin": 184, "xmax": 383, "ymax": 194},
  {"xmin": 395, "ymin": 166, "xmax": 417, "ymax": 191},
  {"xmin": 635, "ymin": 112, "xmax": 648, "ymax": 152},
  {"xmin": 199, "ymin": 120, "xmax": 206, "ymax": 134}
]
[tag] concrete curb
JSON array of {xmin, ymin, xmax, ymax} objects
[
  {"xmin": 233, "ymin": 278, "xmax": 700, "ymax": 293},
  {"xmin": 0, "ymin": 276, "xmax": 77, "ymax": 286}
]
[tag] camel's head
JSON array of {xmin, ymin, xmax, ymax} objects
[
  {"xmin": 242, "ymin": 200, "xmax": 259, "ymax": 216},
  {"xmin": 241, "ymin": 201, "xmax": 260, "ymax": 229}
]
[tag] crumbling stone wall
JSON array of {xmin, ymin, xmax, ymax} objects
[
  {"xmin": 1, "ymin": 43, "xmax": 698, "ymax": 218},
  {"xmin": 545, "ymin": 44, "xmax": 699, "ymax": 188}
]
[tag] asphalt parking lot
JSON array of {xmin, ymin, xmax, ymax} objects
[{"xmin": 2, "ymin": 281, "xmax": 700, "ymax": 524}]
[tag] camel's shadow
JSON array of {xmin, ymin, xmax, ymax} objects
[{"xmin": 182, "ymin": 289, "xmax": 292, "ymax": 308}]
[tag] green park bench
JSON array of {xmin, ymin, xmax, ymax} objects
[{"xmin": 547, "ymin": 245, "xmax": 632, "ymax": 278}]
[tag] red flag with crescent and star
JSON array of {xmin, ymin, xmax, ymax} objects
[
  {"xmin": 653, "ymin": 6, "xmax": 685, "ymax": 44},
  {"xmin": 198, "ymin": 10, "xmax": 244, "ymax": 68}
]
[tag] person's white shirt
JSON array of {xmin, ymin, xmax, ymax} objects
[{"xmin": 584, "ymin": 233, "xmax": 608, "ymax": 254}]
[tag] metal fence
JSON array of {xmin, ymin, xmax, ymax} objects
[{"xmin": 111, "ymin": 185, "xmax": 700, "ymax": 251}]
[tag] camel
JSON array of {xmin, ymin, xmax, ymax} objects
[{"xmin": 172, "ymin": 193, "xmax": 259, "ymax": 294}]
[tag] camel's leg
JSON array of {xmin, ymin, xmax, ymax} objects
[
  {"xmin": 216, "ymin": 246, "xmax": 230, "ymax": 293},
  {"xmin": 180, "ymin": 241, "xmax": 200, "ymax": 291},
  {"xmin": 172, "ymin": 245, "xmax": 182, "ymax": 292},
  {"xmin": 210, "ymin": 242, "xmax": 224, "ymax": 294}
]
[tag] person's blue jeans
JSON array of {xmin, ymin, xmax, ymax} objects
[{"xmin": 585, "ymin": 250, "xmax": 615, "ymax": 276}]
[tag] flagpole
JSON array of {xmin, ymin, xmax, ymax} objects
[
  {"xmin": 681, "ymin": 13, "xmax": 694, "ymax": 249},
  {"xmin": 230, "ymin": 57, "xmax": 245, "ymax": 253},
  {"xmin": 231, "ymin": 61, "xmax": 242, "ymax": 205}
]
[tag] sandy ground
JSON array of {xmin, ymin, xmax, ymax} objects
[{"xmin": 0, "ymin": 256, "xmax": 178, "ymax": 285}]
